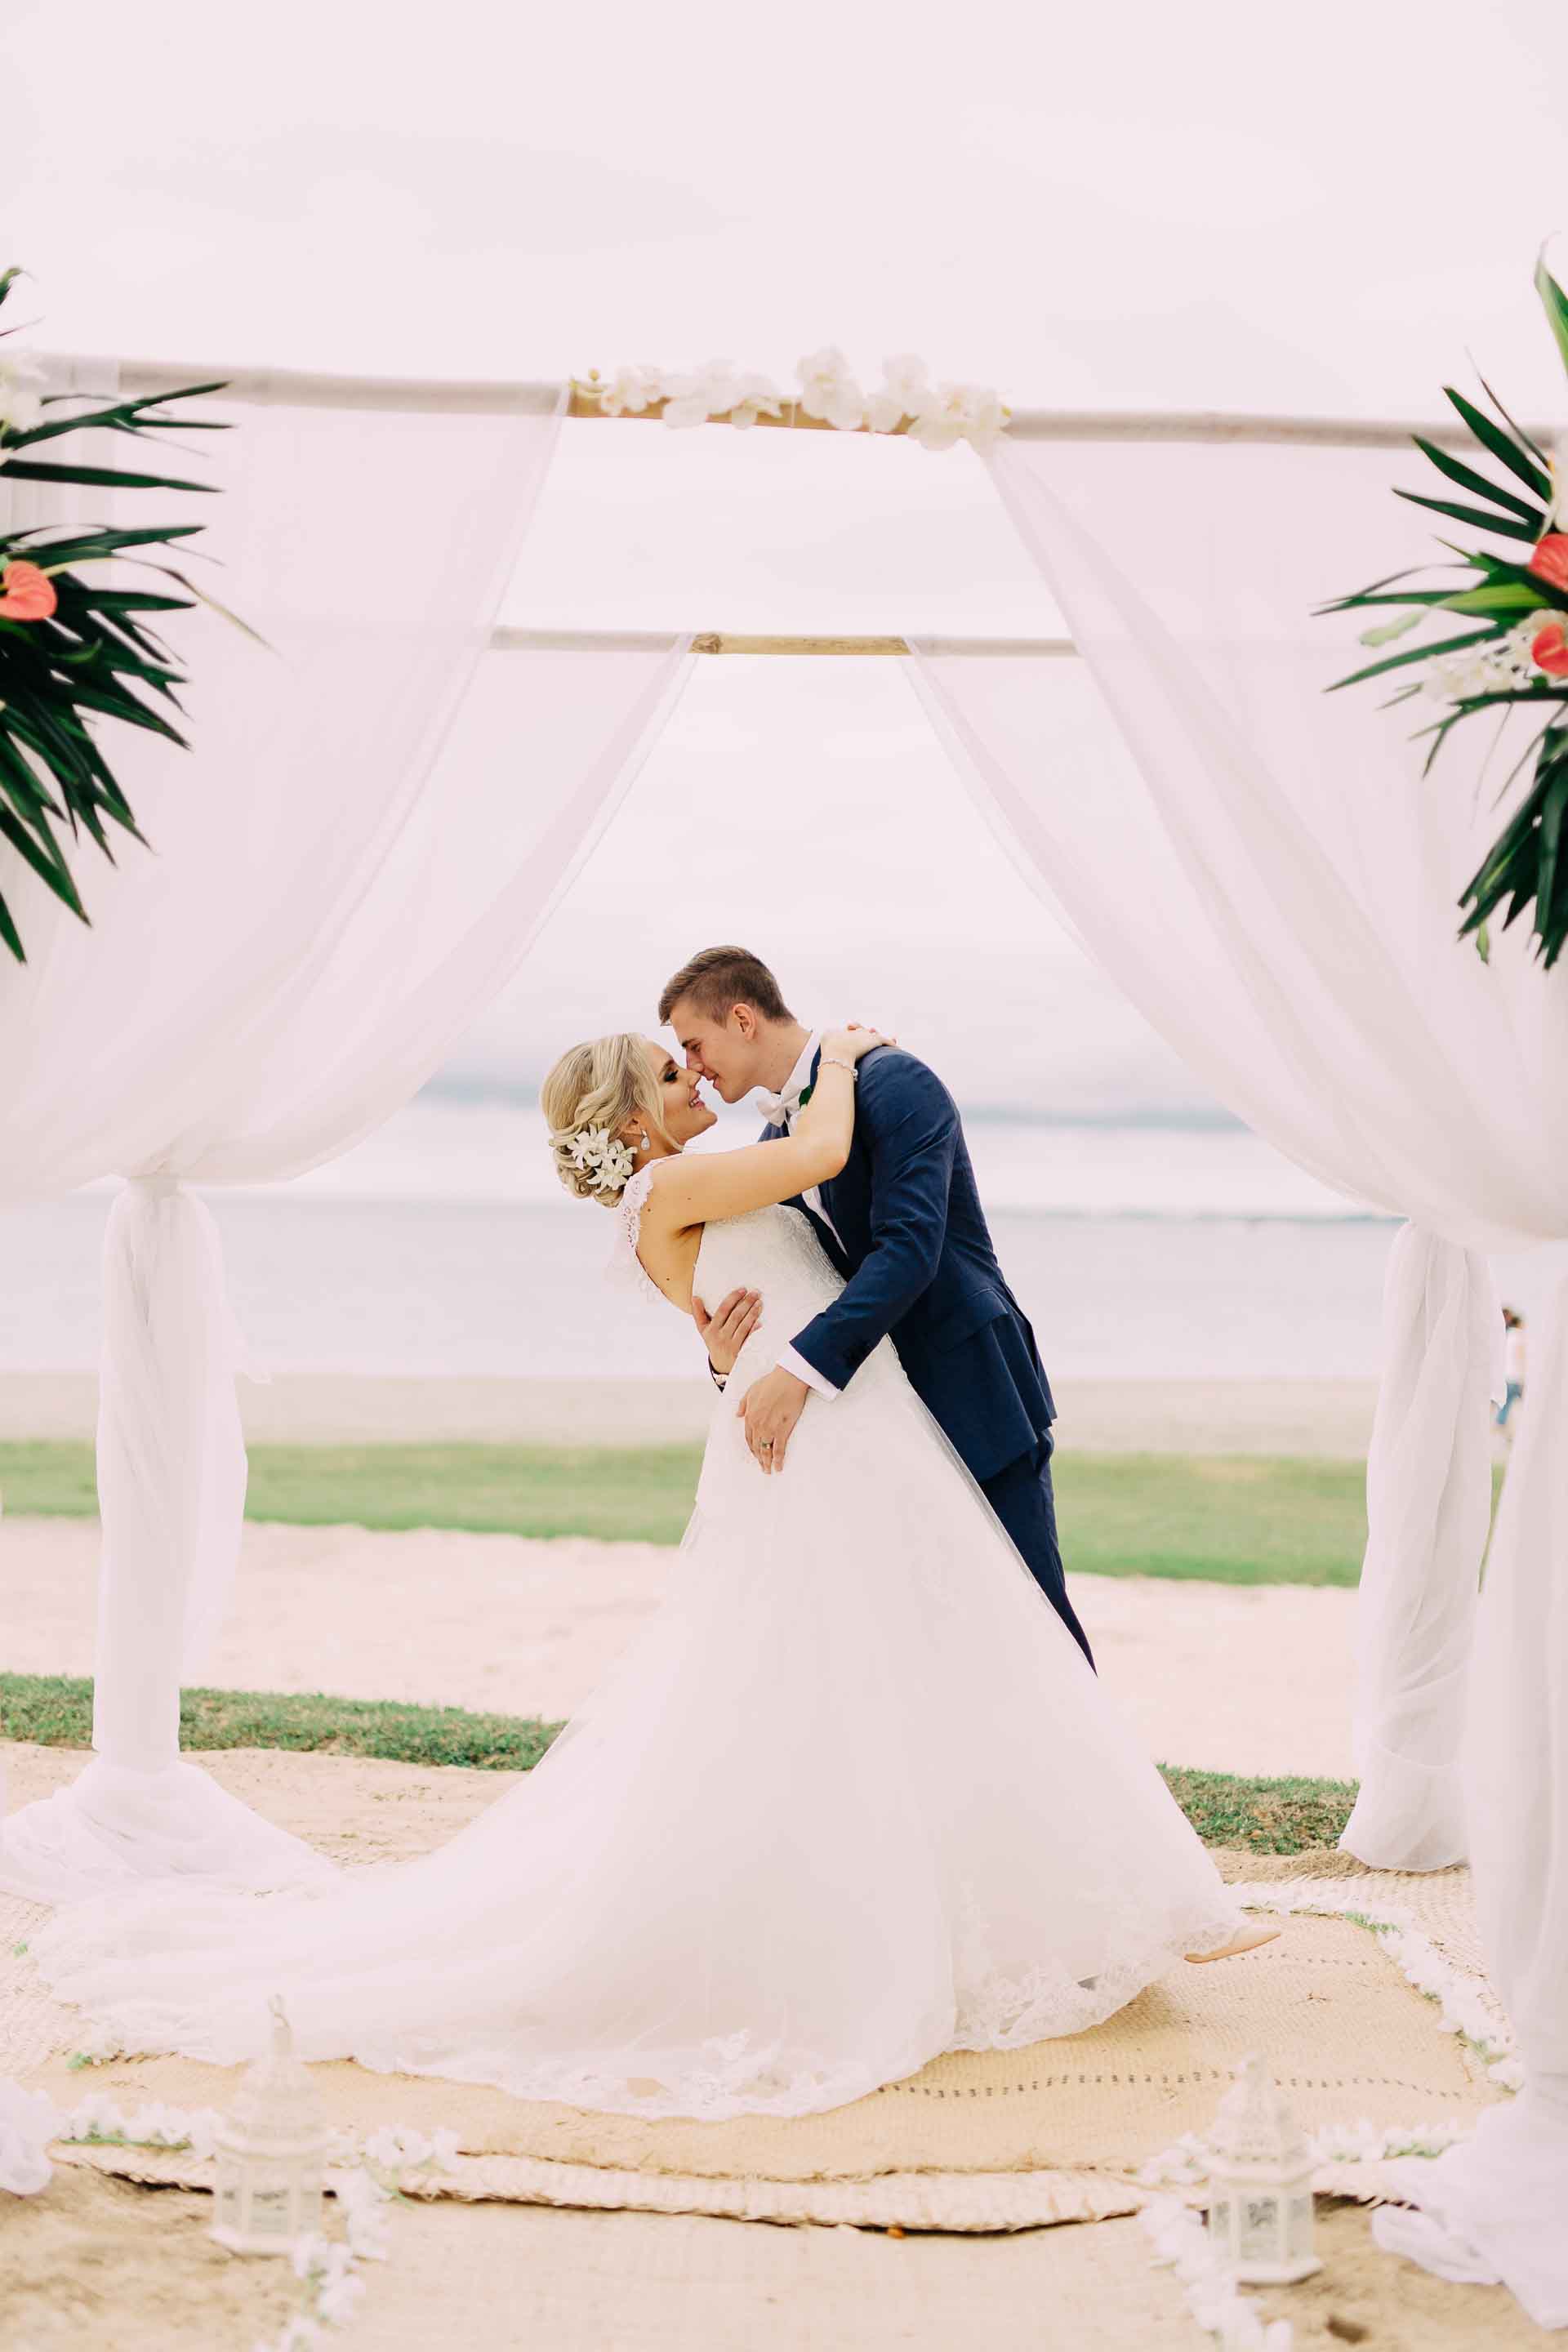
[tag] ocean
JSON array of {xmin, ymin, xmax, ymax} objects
[{"xmin": 7, "ymin": 1086, "xmax": 1549, "ymax": 1386}]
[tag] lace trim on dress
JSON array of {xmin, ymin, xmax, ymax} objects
[
  {"xmin": 604, "ymin": 1163, "xmax": 665, "ymax": 1309},
  {"xmin": 29, "ymin": 1884, "xmax": 1245, "ymax": 2125}
]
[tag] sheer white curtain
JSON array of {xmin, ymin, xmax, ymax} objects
[
  {"xmin": 911, "ymin": 431, "xmax": 1568, "ymax": 2322},
  {"xmin": 0, "ymin": 368, "xmax": 694, "ymax": 1901}
]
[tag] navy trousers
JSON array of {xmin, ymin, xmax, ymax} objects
[{"xmin": 982, "ymin": 1439, "xmax": 1095, "ymax": 1671}]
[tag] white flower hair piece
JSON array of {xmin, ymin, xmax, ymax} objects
[
  {"xmin": 576, "ymin": 350, "xmax": 1009, "ymax": 451},
  {"xmin": 567, "ymin": 1125, "xmax": 638, "ymax": 1195}
]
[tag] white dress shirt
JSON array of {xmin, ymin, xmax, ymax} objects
[{"xmin": 760, "ymin": 1030, "xmax": 843, "ymax": 1400}]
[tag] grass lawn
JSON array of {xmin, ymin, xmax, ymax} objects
[
  {"xmin": 0, "ymin": 1440, "xmax": 1377, "ymax": 1584},
  {"xmin": 0, "ymin": 1673, "xmax": 1356, "ymax": 1855}
]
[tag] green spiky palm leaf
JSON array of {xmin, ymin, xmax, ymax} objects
[
  {"xmin": 0, "ymin": 263, "xmax": 234, "ymax": 960},
  {"xmin": 1325, "ymin": 253, "xmax": 1568, "ymax": 966}
]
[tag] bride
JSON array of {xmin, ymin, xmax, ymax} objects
[{"xmin": 30, "ymin": 1026, "xmax": 1267, "ymax": 2123}]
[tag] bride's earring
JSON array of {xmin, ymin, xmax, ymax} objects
[{"xmin": 639, "ymin": 1129, "xmax": 649, "ymax": 1151}]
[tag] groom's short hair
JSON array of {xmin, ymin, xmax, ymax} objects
[{"xmin": 659, "ymin": 947, "xmax": 794, "ymax": 1028}]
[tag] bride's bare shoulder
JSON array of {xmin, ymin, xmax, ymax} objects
[{"xmin": 630, "ymin": 1158, "xmax": 697, "ymax": 1241}]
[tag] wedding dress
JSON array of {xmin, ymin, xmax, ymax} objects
[{"xmin": 30, "ymin": 1174, "xmax": 1241, "ymax": 2121}]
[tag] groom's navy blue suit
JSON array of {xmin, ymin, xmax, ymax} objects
[{"xmin": 764, "ymin": 1045, "xmax": 1094, "ymax": 1668}]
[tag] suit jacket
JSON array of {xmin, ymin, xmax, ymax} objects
[{"xmin": 766, "ymin": 1045, "xmax": 1055, "ymax": 1486}]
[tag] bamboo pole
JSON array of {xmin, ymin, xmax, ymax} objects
[
  {"xmin": 42, "ymin": 353, "xmax": 1552, "ymax": 454},
  {"xmin": 488, "ymin": 628, "xmax": 1080, "ymax": 657}
]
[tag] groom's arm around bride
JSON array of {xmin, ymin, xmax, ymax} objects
[{"xmin": 660, "ymin": 947, "xmax": 1094, "ymax": 1666}]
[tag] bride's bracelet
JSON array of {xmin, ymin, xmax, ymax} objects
[{"xmin": 820, "ymin": 1053, "xmax": 859, "ymax": 1078}]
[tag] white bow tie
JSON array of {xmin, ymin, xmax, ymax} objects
[{"xmin": 757, "ymin": 1085, "xmax": 804, "ymax": 1126}]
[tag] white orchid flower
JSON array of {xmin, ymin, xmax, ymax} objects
[
  {"xmin": 345, "ymin": 2207, "xmax": 393, "ymax": 2261},
  {"xmin": 796, "ymin": 345, "xmax": 866, "ymax": 431},
  {"xmin": 910, "ymin": 380, "xmax": 1009, "ymax": 452},
  {"xmin": 316, "ymin": 2274, "xmax": 367, "ymax": 2327},
  {"xmin": 865, "ymin": 353, "xmax": 931, "ymax": 433},
  {"xmin": 728, "ymin": 372, "xmax": 784, "ymax": 429},
  {"xmin": 595, "ymin": 363, "xmax": 663, "ymax": 417},
  {"xmin": 662, "ymin": 359, "xmax": 741, "ymax": 430},
  {"xmin": 595, "ymin": 1137, "xmax": 636, "ymax": 1190}
]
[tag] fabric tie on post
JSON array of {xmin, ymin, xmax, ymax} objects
[
  {"xmin": 1463, "ymin": 1269, "xmax": 1568, "ymax": 2080},
  {"xmin": 0, "ymin": 1175, "xmax": 330, "ymax": 1904},
  {"xmin": 0, "ymin": 377, "xmax": 699, "ymax": 1900},
  {"xmin": 98, "ymin": 1173, "xmax": 250, "ymax": 1710},
  {"xmin": 1339, "ymin": 1226, "xmax": 1497, "ymax": 1871}
]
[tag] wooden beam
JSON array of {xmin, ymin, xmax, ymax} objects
[
  {"xmin": 41, "ymin": 354, "xmax": 1554, "ymax": 454},
  {"xmin": 489, "ymin": 628, "xmax": 1080, "ymax": 657},
  {"xmin": 566, "ymin": 381, "xmax": 1555, "ymax": 455}
]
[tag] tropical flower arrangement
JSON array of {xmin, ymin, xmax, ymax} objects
[
  {"xmin": 0, "ymin": 265, "xmax": 234, "ymax": 964},
  {"xmin": 1324, "ymin": 252, "xmax": 1568, "ymax": 968},
  {"xmin": 577, "ymin": 347, "xmax": 1009, "ymax": 451}
]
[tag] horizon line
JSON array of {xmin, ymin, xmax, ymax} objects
[{"xmin": 419, "ymin": 1071, "xmax": 1247, "ymax": 1134}]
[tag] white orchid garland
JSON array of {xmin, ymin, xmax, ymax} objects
[
  {"xmin": 45, "ymin": 2092, "xmax": 466, "ymax": 2350},
  {"xmin": 1130, "ymin": 1880, "xmax": 1524, "ymax": 2350},
  {"xmin": 1141, "ymin": 2195, "xmax": 1296, "ymax": 2351},
  {"xmin": 1227, "ymin": 1880, "xmax": 1522, "ymax": 2091},
  {"xmin": 1138, "ymin": 2112, "xmax": 1472, "ymax": 2194},
  {"xmin": 582, "ymin": 347, "xmax": 1009, "ymax": 452}
]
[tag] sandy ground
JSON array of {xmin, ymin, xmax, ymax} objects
[
  {"xmin": 7, "ymin": 2167, "xmax": 1540, "ymax": 2352},
  {"xmin": 0, "ymin": 1747, "xmax": 1532, "ymax": 2350},
  {"xmin": 2, "ymin": 1516, "xmax": 1356, "ymax": 1777},
  {"xmin": 0, "ymin": 1368, "xmax": 1383, "ymax": 1454}
]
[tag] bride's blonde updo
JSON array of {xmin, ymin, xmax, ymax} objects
[{"xmin": 541, "ymin": 1032, "xmax": 667, "ymax": 1205}]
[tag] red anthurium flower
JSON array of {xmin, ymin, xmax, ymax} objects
[
  {"xmin": 1527, "ymin": 533, "xmax": 1568, "ymax": 594},
  {"xmin": 1531, "ymin": 621, "xmax": 1568, "ymax": 678},
  {"xmin": 0, "ymin": 559, "xmax": 57, "ymax": 621}
]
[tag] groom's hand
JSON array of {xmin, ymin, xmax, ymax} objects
[
  {"xmin": 737, "ymin": 1365, "xmax": 810, "ymax": 1474},
  {"xmin": 693, "ymin": 1288, "xmax": 762, "ymax": 1377}
]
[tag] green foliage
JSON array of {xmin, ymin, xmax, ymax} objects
[
  {"xmin": 1322, "ymin": 256, "xmax": 1568, "ymax": 969},
  {"xmin": 0, "ymin": 266, "xmax": 233, "ymax": 961},
  {"xmin": 1156, "ymin": 1765, "xmax": 1356, "ymax": 1855}
]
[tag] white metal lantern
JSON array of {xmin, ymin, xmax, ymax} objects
[
  {"xmin": 1205, "ymin": 2053, "xmax": 1321, "ymax": 2285},
  {"xmin": 211, "ymin": 1994, "xmax": 327, "ymax": 2256}
]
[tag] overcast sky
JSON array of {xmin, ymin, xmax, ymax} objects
[{"xmin": 7, "ymin": 1, "xmax": 1566, "ymax": 1111}]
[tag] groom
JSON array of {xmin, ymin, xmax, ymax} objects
[{"xmin": 659, "ymin": 946, "xmax": 1094, "ymax": 1667}]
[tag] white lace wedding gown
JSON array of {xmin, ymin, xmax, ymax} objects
[{"xmin": 30, "ymin": 1173, "xmax": 1240, "ymax": 2120}]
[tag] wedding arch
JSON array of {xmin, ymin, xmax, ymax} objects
[{"xmin": 2, "ymin": 350, "xmax": 1564, "ymax": 2306}]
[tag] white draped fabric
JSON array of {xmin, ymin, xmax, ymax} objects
[
  {"xmin": 4, "ymin": 371, "xmax": 1566, "ymax": 2306},
  {"xmin": 911, "ymin": 431, "xmax": 1568, "ymax": 2319},
  {"xmin": 0, "ymin": 372, "xmax": 694, "ymax": 1901}
]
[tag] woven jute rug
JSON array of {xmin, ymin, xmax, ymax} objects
[
  {"xmin": 5, "ymin": 1891, "xmax": 1505, "ymax": 2230},
  {"xmin": 1, "ymin": 1748, "xmax": 1511, "ymax": 2232}
]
